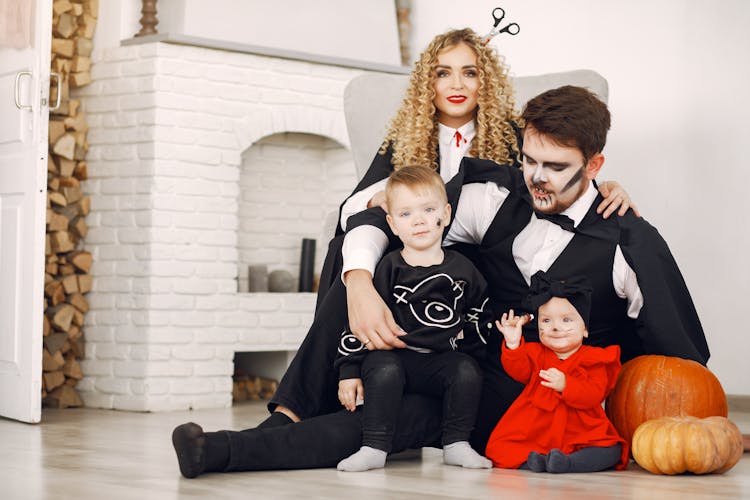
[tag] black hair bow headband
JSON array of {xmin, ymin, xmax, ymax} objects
[{"xmin": 524, "ymin": 271, "xmax": 593, "ymax": 328}]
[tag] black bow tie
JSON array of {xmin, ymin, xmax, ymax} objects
[{"xmin": 534, "ymin": 211, "xmax": 577, "ymax": 232}]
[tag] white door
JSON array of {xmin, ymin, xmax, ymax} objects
[{"xmin": 0, "ymin": 0, "xmax": 52, "ymax": 423}]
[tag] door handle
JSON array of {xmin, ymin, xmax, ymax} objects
[
  {"xmin": 50, "ymin": 72, "xmax": 62, "ymax": 111},
  {"xmin": 14, "ymin": 71, "xmax": 33, "ymax": 110}
]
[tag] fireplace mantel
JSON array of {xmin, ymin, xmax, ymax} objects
[{"xmin": 121, "ymin": 33, "xmax": 410, "ymax": 75}]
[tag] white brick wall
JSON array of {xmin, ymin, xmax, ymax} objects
[{"xmin": 75, "ymin": 41, "xmax": 370, "ymax": 411}]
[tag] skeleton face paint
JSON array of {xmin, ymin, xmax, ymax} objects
[{"xmin": 522, "ymin": 128, "xmax": 590, "ymax": 214}]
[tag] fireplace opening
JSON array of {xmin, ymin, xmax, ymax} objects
[
  {"xmin": 237, "ymin": 132, "xmax": 357, "ymax": 293},
  {"xmin": 232, "ymin": 351, "xmax": 294, "ymax": 403}
]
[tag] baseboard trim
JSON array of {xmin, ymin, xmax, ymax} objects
[{"xmin": 728, "ymin": 394, "xmax": 750, "ymax": 413}]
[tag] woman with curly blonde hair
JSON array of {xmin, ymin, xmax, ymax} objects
[{"xmin": 385, "ymin": 28, "xmax": 519, "ymax": 170}]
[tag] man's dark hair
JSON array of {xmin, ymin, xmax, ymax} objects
[{"xmin": 521, "ymin": 85, "xmax": 611, "ymax": 162}]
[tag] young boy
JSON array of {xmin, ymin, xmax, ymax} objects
[
  {"xmin": 335, "ymin": 165, "xmax": 494, "ymax": 472},
  {"xmin": 486, "ymin": 271, "xmax": 628, "ymax": 473}
]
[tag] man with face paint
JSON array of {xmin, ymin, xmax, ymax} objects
[{"xmin": 342, "ymin": 85, "xmax": 709, "ymax": 450}]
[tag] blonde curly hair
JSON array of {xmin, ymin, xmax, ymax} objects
[{"xmin": 380, "ymin": 28, "xmax": 520, "ymax": 170}]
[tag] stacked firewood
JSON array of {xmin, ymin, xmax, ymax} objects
[
  {"xmin": 233, "ymin": 370, "xmax": 279, "ymax": 402},
  {"xmin": 43, "ymin": 0, "xmax": 98, "ymax": 408}
]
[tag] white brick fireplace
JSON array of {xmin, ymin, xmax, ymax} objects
[{"xmin": 75, "ymin": 37, "xmax": 407, "ymax": 411}]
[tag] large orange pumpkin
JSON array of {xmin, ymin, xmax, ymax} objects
[
  {"xmin": 605, "ymin": 355, "xmax": 727, "ymax": 446},
  {"xmin": 632, "ymin": 416, "xmax": 743, "ymax": 474}
]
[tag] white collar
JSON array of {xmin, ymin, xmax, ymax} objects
[
  {"xmin": 560, "ymin": 181, "xmax": 598, "ymax": 227},
  {"xmin": 438, "ymin": 120, "xmax": 476, "ymax": 147}
]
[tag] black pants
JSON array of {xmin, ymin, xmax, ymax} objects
[
  {"xmin": 224, "ymin": 394, "xmax": 443, "ymax": 471},
  {"xmin": 253, "ymin": 235, "xmax": 524, "ymax": 468},
  {"xmin": 360, "ymin": 350, "xmax": 482, "ymax": 452}
]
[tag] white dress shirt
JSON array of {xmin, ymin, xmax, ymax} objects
[
  {"xmin": 344, "ymin": 179, "xmax": 645, "ymax": 319},
  {"xmin": 338, "ymin": 121, "xmax": 476, "ymax": 231}
]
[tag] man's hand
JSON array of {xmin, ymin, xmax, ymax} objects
[
  {"xmin": 496, "ymin": 309, "xmax": 532, "ymax": 350},
  {"xmin": 345, "ymin": 269, "xmax": 407, "ymax": 350},
  {"xmin": 539, "ymin": 367, "xmax": 566, "ymax": 392},
  {"xmin": 338, "ymin": 378, "xmax": 364, "ymax": 412}
]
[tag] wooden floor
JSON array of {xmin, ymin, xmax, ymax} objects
[{"xmin": 1, "ymin": 402, "xmax": 748, "ymax": 500}]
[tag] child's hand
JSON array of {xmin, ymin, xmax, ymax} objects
[
  {"xmin": 495, "ymin": 309, "xmax": 532, "ymax": 350},
  {"xmin": 539, "ymin": 368, "xmax": 566, "ymax": 392},
  {"xmin": 338, "ymin": 378, "xmax": 364, "ymax": 412}
]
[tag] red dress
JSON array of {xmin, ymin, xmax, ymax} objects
[{"xmin": 485, "ymin": 339, "xmax": 629, "ymax": 469}]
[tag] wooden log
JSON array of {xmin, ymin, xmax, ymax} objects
[
  {"xmin": 63, "ymin": 355, "xmax": 84, "ymax": 379},
  {"xmin": 64, "ymin": 112, "xmax": 88, "ymax": 132},
  {"xmin": 44, "ymin": 332, "xmax": 68, "ymax": 355},
  {"xmin": 70, "ymin": 251, "xmax": 93, "ymax": 273},
  {"xmin": 49, "ymin": 120, "xmax": 66, "ymax": 144},
  {"xmin": 43, "ymin": 370, "xmax": 66, "ymax": 391},
  {"xmin": 45, "ymin": 234, "xmax": 52, "ymax": 256},
  {"xmin": 45, "ymin": 260, "xmax": 59, "ymax": 275},
  {"xmin": 78, "ymin": 195, "xmax": 91, "ymax": 215},
  {"xmin": 82, "ymin": 0, "xmax": 99, "ymax": 17},
  {"xmin": 71, "ymin": 56, "xmax": 91, "ymax": 73},
  {"xmin": 77, "ymin": 274, "xmax": 92, "ymax": 294},
  {"xmin": 70, "ymin": 71, "xmax": 91, "ymax": 88},
  {"xmin": 48, "ymin": 191, "xmax": 67, "ymax": 207},
  {"xmin": 58, "ymin": 263, "xmax": 76, "ymax": 276},
  {"xmin": 45, "ymin": 384, "xmax": 83, "ymax": 409},
  {"xmin": 47, "ymin": 210, "xmax": 69, "ymax": 232},
  {"xmin": 48, "ymin": 156, "xmax": 59, "ymax": 175},
  {"xmin": 78, "ymin": 13, "xmax": 97, "ymax": 39},
  {"xmin": 70, "ymin": 338, "xmax": 85, "ymax": 359},
  {"xmin": 52, "ymin": 38, "xmax": 75, "ymax": 57},
  {"xmin": 48, "ymin": 303, "xmax": 75, "ymax": 331},
  {"xmin": 71, "ymin": 216, "xmax": 88, "ymax": 238},
  {"xmin": 73, "ymin": 130, "xmax": 87, "ymax": 147},
  {"xmin": 68, "ymin": 293, "xmax": 89, "ymax": 314},
  {"xmin": 43, "ymin": 348, "xmax": 66, "ymax": 372},
  {"xmin": 61, "ymin": 274, "xmax": 79, "ymax": 294},
  {"xmin": 53, "ymin": 134, "xmax": 76, "ymax": 160},
  {"xmin": 53, "ymin": 0, "xmax": 73, "ymax": 15},
  {"xmin": 73, "ymin": 161, "xmax": 88, "ymax": 180},
  {"xmin": 50, "ymin": 231, "xmax": 75, "ymax": 253},
  {"xmin": 71, "ymin": 2, "xmax": 83, "ymax": 16},
  {"xmin": 48, "ymin": 176, "xmax": 60, "ymax": 192},
  {"xmin": 61, "ymin": 184, "xmax": 82, "ymax": 204},
  {"xmin": 71, "ymin": 308, "xmax": 84, "ymax": 328},
  {"xmin": 44, "ymin": 280, "xmax": 65, "ymax": 306},
  {"xmin": 67, "ymin": 324, "xmax": 82, "ymax": 342},
  {"xmin": 43, "ymin": 314, "xmax": 51, "ymax": 337},
  {"xmin": 58, "ymin": 158, "xmax": 76, "ymax": 177},
  {"xmin": 55, "ymin": 13, "xmax": 78, "ymax": 38},
  {"xmin": 74, "ymin": 143, "xmax": 87, "ymax": 161},
  {"xmin": 75, "ymin": 37, "xmax": 93, "ymax": 57}
]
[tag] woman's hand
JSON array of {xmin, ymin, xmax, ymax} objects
[
  {"xmin": 338, "ymin": 378, "xmax": 364, "ymax": 412},
  {"xmin": 345, "ymin": 269, "xmax": 407, "ymax": 350},
  {"xmin": 367, "ymin": 190, "xmax": 388, "ymax": 212},
  {"xmin": 495, "ymin": 309, "xmax": 531, "ymax": 350},
  {"xmin": 597, "ymin": 181, "xmax": 641, "ymax": 218}
]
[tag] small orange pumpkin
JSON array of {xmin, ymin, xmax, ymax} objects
[
  {"xmin": 605, "ymin": 355, "xmax": 727, "ymax": 446},
  {"xmin": 632, "ymin": 416, "xmax": 743, "ymax": 474}
]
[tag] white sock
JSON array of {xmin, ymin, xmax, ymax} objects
[
  {"xmin": 443, "ymin": 441, "xmax": 492, "ymax": 469},
  {"xmin": 337, "ymin": 446, "xmax": 388, "ymax": 472}
]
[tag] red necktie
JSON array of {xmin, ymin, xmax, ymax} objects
[{"xmin": 454, "ymin": 130, "xmax": 464, "ymax": 148}]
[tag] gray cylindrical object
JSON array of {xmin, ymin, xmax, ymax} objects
[{"xmin": 248, "ymin": 264, "xmax": 268, "ymax": 292}]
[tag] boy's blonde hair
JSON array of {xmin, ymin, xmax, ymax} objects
[{"xmin": 385, "ymin": 165, "xmax": 448, "ymax": 210}]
